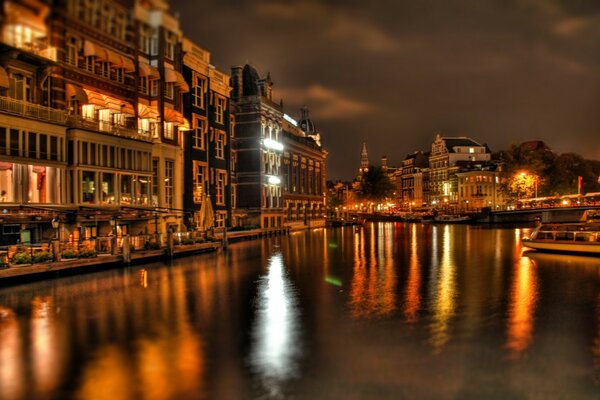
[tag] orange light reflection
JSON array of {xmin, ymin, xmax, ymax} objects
[{"xmin": 506, "ymin": 256, "xmax": 538, "ymax": 357}]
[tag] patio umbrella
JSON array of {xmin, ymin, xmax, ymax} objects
[{"xmin": 198, "ymin": 192, "xmax": 214, "ymax": 231}]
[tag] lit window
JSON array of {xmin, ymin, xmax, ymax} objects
[
  {"xmin": 164, "ymin": 159, "xmax": 174, "ymax": 208},
  {"xmin": 215, "ymin": 130, "xmax": 225, "ymax": 159},
  {"xmin": 193, "ymin": 116, "xmax": 206, "ymax": 149},
  {"xmin": 215, "ymin": 96, "xmax": 226, "ymax": 124},
  {"xmin": 164, "ymin": 122, "xmax": 174, "ymax": 140},
  {"xmin": 216, "ymin": 170, "xmax": 226, "ymax": 205},
  {"xmin": 193, "ymin": 74, "xmax": 206, "ymax": 108},
  {"xmin": 193, "ymin": 161, "xmax": 207, "ymax": 203}
]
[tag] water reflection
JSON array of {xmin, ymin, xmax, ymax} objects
[
  {"xmin": 404, "ymin": 224, "xmax": 421, "ymax": 323},
  {"xmin": 594, "ymin": 294, "xmax": 600, "ymax": 384},
  {"xmin": 506, "ymin": 256, "xmax": 538, "ymax": 357},
  {"xmin": 249, "ymin": 252, "xmax": 301, "ymax": 397},
  {"xmin": 0, "ymin": 307, "xmax": 24, "ymax": 400},
  {"xmin": 31, "ymin": 297, "xmax": 64, "ymax": 399},
  {"xmin": 429, "ymin": 225, "xmax": 457, "ymax": 351},
  {"xmin": 349, "ymin": 226, "xmax": 397, "ymax": 318}
]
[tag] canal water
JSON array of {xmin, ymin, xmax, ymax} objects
[{"xmin": 1, "ymin": 223, "xmax": 599, "ymax": 399}]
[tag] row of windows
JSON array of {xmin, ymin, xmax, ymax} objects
[
  {"xmin": 460, "ymin": 175, "xmax": 496, "ymax": 183},
  {"xmin": 460, "ymin": 185, "xmax": 494, "ymax": 198},
  {"xmin": 67, "ymin": 0, "xmax": 128, "ymax": 41},
  {"xmin": 192, "ymin": 161, "xmax": 228, "ymax": 205},
  {"xmin": 0, "ymin": 127, "xmax": 64, "ymax": 162},
  {"xmin": 262, "ymin": 186, "xmax": 282, "ymax": 209},
  {"xmin": 73, "ymin": 140, "xmax": 151, "ymax": 172}
]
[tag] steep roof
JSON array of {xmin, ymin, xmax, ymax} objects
[{"xmin": 442, "ymin": 137, "xmax": 483, "ymax": 152}]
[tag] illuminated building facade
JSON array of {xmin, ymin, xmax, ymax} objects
[
  {"xmin": 0, "ymin": 0, "xmax": 189, "ymax": 245},
  {"xmin": 428, "ymin": 134, "xmax": 491, "ymax": 210},
  {"xmin": 456, "ymin": 162, "xmax": 505, "ymax": 211},
  {"xmin": 230, "ymin": 64, "xmax": 283, "ymax": 229},
  {"xmin": 182, "ymin": 39, "xmax": 233, "ymax": 229},
  {"xmin": 400, "ymin": 151, "xmax": 429, "ymax": 208},
  {"xmin": 281, "ymin": 107, "xmax": 327, "ymax": 230}
]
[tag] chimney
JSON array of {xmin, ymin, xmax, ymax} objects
[{"xmin": 231, "ymin": 66, "xmax": 243, "ymax": 102}]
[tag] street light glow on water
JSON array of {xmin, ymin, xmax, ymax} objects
[{"xmin": 0, "ymin": 223, "xmax": 599, "ymax": 399}]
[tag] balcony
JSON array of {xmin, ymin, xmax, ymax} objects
[
  {"xmin": 0, "ymin": 96, "xmax": 67, "ymax": 124},
  {"xmin": 66, "ymin": 115, "xmax": 154, "ymax": 143}
]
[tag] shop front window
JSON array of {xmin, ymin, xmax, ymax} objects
[
  {"xmin": 101, "ymin": 172, "xmax": 115, "ymax": 204},
  {"xmin": 134, "ymin": 176, "xmax": 150, "ymax": 205},
  {"xmin": 121, "ymin": 175, "xmax": 132, "ymax": 204},
  {"xmin": 0, "ymin": 162, "xmax": 15, "ymax": 202},
  {"xmin": 81, "ymin": 170, "xmax": 96, "ymax": 203}
]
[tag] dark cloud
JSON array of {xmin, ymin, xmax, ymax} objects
[{"xmin": 172, "ymin": 0, "xmax": 600, "ymax": 179}]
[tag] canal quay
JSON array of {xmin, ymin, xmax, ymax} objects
[{"xmin": 0, "ymin": 223, "xmax": 598, "ymax": 400}]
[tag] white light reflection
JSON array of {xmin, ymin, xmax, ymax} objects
[{"xmin": 249, "ymin": 252, "xmax": 301, "ymax": 397}]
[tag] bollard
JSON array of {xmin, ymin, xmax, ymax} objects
[
  {"xmin": 122, "ymin": 235, "xmax": 131, "ymax": 264},
  {"xmin": 167, "ymin": 230, "xmax": 174, "ymax": 257},
  {"xmin": 52, "ymin": 240, "xmax": 60, "ymax": 262}
]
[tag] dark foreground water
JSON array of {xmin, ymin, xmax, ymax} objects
[{"xmin": 1, "ymin": 223, "xmax": 599, "ymax": 400}]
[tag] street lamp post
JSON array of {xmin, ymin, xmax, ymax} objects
[
  {"xmin": 51, "ymin": 217, "xmax": 60, "ymax": 262},
  {"xmin": 110, "ymin": 217, "xmax": 117, "ymax": 255}
]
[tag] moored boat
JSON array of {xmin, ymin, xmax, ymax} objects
[
  {"xmin": 432, "ymin": 215, "xmax": 470, "ymax": 224},
  {"xmin": 522, "ymin": 223, "xmax": 600, "ymax": 255}
]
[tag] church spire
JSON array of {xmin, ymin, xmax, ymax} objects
[{"xmin": 359, "ymin": 142, "xmax": 369, "ymax": 178}]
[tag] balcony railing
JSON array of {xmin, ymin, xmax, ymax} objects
[
  {"xmin": 67, "ymin": 116, "xmax": 153, "ymax": 143},
  {"xmin": 0, "ymin": 96, "xmax": 68, "ymax": 124}
]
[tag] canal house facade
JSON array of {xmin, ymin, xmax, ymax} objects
[
  {"xmin": 230, "ymin": 64, "xmax": 284, "ymax": 229},
  {"xmin": 182, "ymin": 38, "xmax": 234, "ymax": 230},
  {"xmin": 281, "ymin": 107, "xmax": 327, "ymax": 230}
]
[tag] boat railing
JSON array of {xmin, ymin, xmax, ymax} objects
[{"xmin": 535, "ymin": 229, "xmax": 600, "ymax": 242}]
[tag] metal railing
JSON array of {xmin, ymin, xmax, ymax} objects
[
  {"xmin": 67, "ymin": 116, "xmax": 154, "ymax": 143},
  {"xmin": 0, "ymin": 96, "xmax": 68, "ymax": 124}
]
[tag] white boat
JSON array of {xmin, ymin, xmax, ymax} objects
[
  {"xmin": 432, "ymin": 215, "xmax": 470, "ymax": 224},
  {"xmin": 522, "ymin": 223, "xmax": 600, "ymax": 255}
]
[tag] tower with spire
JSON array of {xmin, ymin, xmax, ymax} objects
[{"xmin": 358, "ymin": 142, "xmax": 369, "ymax": 179}]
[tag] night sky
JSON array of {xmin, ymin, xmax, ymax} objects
[{"xmin": 172, "ymin": 0, "xmax": 600, "ymax": 180}]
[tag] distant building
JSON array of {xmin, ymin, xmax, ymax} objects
[
  {"xmin": 230, "ymin": 64, "xmax": 284, "ymax": 229},
  {"xmin": 456, "ymin": 162, "xmax": 505, "ymax": 211},
  {"xmin": 358, "ymin": 141, "xmax": 369, "ymax": 179},
  {"xmin": 400, "ymin": 151, "xmax": 429, "ymax": 208},
  {"xmin": 429, "ymin": 134, "xmax": 491, "ymax": 210},
  {"xmin": 281, "ymin": 107, "xmax": 328, "ymax": 230}
]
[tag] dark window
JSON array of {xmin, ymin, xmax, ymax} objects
[
  {"xmin": 0, "ymin": 127, "xmax": 6, "ymax": 154},
  {"xmin": 28, "ymin": 132, "xmax": 36, "ymax": 158},
  {"xmin": 68, "ymin": 140, "xmax": 74, "ymax": 164},
  {"xmin": 90, "ymin": 143, "xmax": 96, "ymax": 165},
  {"xmin": 50, "ymin": 136, "xmax": 58, "ymax": 161},
  {"xmin": 9, "ymin": 129, "xmax": 19, "ymax": 156},
  {"xmin": 81, "ymin": 142, "xmax": 88, "ymax": 165},
  {"xmin": 39, "ymin": 134, "xmax": 47, "ymax": 159}
]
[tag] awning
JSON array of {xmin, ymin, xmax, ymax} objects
[
  {"xmin": 138, "ymin": 103, "xmax": 159, "ymax": 119},
  {"xmin": 139, "ymin": 62, "xmax": 160, "ymax": 79},
  {"xmin": 0, "ymin": 66, "xmax": 8, "ymax": 89},
  {"xmin": 120, "ymin": 56, "xmax": 135, "ymax": 73},
  {"xmin": 82, "ymin": 88, "xmax": 135, "ymax": 114},
  {"xmin": 84, "ymin": 40, "xmax": 133, "ymax": 71},
  {"xmin": 66, "ymin": 83, "xmax": 88, "ymax": 103},
  {"xmin": 163, "ymin": 108, "xmax": 185, "ymax": 124},
  {"xmin": 84, "ymin": 41, "xmax": 108, "ymax": 61},
  {"xmin": 165, "ymin": 68, "xmax": 190, "ymax": 92}
]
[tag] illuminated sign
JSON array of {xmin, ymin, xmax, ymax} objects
[{"xmin": 263, "ymin": 138, "xmax": 284, "ymax": 151}]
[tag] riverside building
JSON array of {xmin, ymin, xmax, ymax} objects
[
  {"xmin": 230, "ymin": 64, "xmax": 284, "ymax": 229},
  {"xmin": 428, "ymin": 134, "xmax": 491, "ymax": 212},
  {"xmin": 182, "ymin": 38, "xmax": 233, "ymax": 230},
  {"xmin": 281, "ymin": 107, "xmax": 327, "ymax": 230}
]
